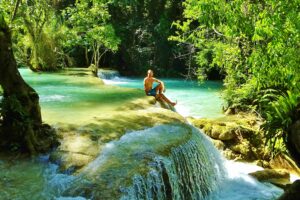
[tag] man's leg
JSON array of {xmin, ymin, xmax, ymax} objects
[
  {"xmin": 157, "ymin": 93, "xmax": 176, "ymax": 106},
  {"xmin": 155, "ymin": 83, "xmax": 165, "ymax": 94}
]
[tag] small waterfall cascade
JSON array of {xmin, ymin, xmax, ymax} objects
[
  {"xmin": 120, "ymin": 126, "xmax": 225, "ymax": 200},
  {"xmin": 15, "ymin": 124, "xmax": 282, "ymax": 200},
  {"xmin": 52, "ymin": 124, "xmax": 224, "ymax": 199},
  {"xmin": 43, "ymin": 124, "xmax": 283, "ymax": 200},
  {"xmin": 98, "ymin": 68, "xmax": 120, "ymax": 79}
]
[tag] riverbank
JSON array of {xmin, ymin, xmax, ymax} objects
[{"xmin": 188, "ymin": 112, "xmax": 300, "ymax": 188}]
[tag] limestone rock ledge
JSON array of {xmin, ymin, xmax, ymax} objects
[
  {"xmin": 249, "ymin": 169, "xmax": 290, "ymax": 188},
  {"xmin": 50, "ymin": 96, "xmax": 185, "ymax": 173},
  {"xmin": 188, "ymin": 114, "xmax": 269, "ymax": 163},
  {"xmin": 189, "ymin": 113, "xmax": 300, "ymax": 189}
]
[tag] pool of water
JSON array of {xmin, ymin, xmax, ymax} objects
[
  {"xmin": 19, "ymin": 68, "xmax": 145, "ymax": 124},
  {"xmin": 103, "ymin": 77, "xmax": 224, "ymax": 118}
]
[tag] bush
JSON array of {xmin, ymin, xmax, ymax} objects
[{"xmin": 263, "ymin": 90, "xmax": 300, "ymax": 154}]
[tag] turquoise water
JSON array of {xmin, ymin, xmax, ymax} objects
[
  {"xmin": 19, "ymin": 68, "xmax": 145, "ymax": 124},
  {"xmin": 0, "ymin": 68, "xmax": 284, "ymax": 200},
  {"xmin": 19, "ymin": 68, "xmax": 224, "ymax": 120},
  {"xmin": 103, "ymin": 77, "xmax": 224, "ymax": 118}
]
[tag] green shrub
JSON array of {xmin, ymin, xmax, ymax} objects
[{"xmin": 263, "ymin": 90, "xmax": 300, "ymax": 155}]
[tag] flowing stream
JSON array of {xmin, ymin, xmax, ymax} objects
[{"xmin": 0, "ymin": 68, "xmax": 284, "ymax": 199}]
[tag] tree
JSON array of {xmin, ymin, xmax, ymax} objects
[
  {"xmin": 107, "ymin": 0, "xmax": 184, "ymax": 76},
  {"xmin": 0, "ymin": 0, "xmax": 68, "ymax": 71},
  {"xmin": 0, "ymin": 13, "xmax": 57, "ymax": 154},
  {"xmin": 65, "ymin": 0, "xmax": 120, "ymax": 76},
  {"xmin": 172, "ymin": 0, "xmax": 300, "ymax": 155}
]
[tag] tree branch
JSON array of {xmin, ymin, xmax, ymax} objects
[{"xmin": 11, "ymin": 0, "xmax": 22, "ymax": 22}]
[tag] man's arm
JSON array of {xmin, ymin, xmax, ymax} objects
[
  {"xmin": 153, "ymin": 78, "xmax": 165, "ymax": 91},
  {"xmin": 152, "ymin": 78, "xmax": 162, "ymax": 83}
]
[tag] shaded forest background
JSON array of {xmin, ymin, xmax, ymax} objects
[{"xmin": 1, "ymin": 0, "xmax": 192, "ymax": 77}]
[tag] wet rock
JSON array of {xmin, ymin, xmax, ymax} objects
[
  {"xmin": 50, "ymin": 151, "xmax": 94, "ymax": 173},
  {"xmin": 270, "ymin": 153, "xmax": 300, "ymax": 176},
  {"xmin": 249, "ymin": 169, "xmax": 290, "ymax": 186},
  {"xmin": 278, "ymin": 180, "xmax": 300, "ymax": 200},
  {"xmin": 211, "ymin": 139, "xmax": 225, "ymax": 150},
  {"xmin": 189, "ymin": 114, "xmax": 270, "ymax": 163}
]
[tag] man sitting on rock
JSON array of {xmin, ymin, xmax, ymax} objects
[{"xmin": 144, "ymin": 69, "xmax": 177, "ymax": 106}]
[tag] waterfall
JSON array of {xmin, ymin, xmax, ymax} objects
[
  {"xmin": 120, "ymin": 126, "xmax": 225, "ymax": 200},
  {"xmin": 98, "ymin": 69, "xmax": 120, "ymax": 80},
  {"xmin": 44, "ymin": 124, "xmax": 282, "ymax": 200}
]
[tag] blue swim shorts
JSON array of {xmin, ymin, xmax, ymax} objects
[{"xmin": 147, "ymin": 85, "xmax": 159, "ymax": 96}]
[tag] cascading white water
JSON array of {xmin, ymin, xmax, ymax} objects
[
  {"xmin": 39, "ymin": 124, "xmax": 284, "ymax": 200},
  {"xmin": 47, "ymin": 124, "xmax": 224, "ymax": 199},
  {"xmin": 120, "ymin": 128, "xmax": 225, "ymax": 200},
  {"xmin": 98, "ymin": 69, "xmax": 120, "ymax": 80}
]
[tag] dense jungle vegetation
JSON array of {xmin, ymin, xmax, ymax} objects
[{"xmin": 0, "ymin": 0, "xmax": 300, "ymax": 160}]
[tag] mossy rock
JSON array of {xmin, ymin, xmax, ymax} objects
[
  {"xmin": 50, "ymin": 97, "xmax": 185, "ymax": 172},
  {"xmin": 209, "ymin": 125, "xmax": 235, "ymax": 140},
  {"xmin": 222, "ymin": 149, "xmax": 242, "ymax": 160},
  {"xmin": 189, "ymin": 114, "xmax": 271, "ymax": 163},
  {"xmin": 249, "ymin": 169, "xmax": 290, "ymax": 186},
  {"xmin": 211, "ymin": 138, "xmax": 225, "ymax": 150}
]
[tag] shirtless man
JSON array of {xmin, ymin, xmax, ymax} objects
[{"xmin": 144, "ymin": 69, "xmax": 177, "ymax": 106}]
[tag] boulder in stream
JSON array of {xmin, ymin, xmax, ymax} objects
[{"xmin": 249, "ymin": 169, "xmax": 290, "ymax": 187}]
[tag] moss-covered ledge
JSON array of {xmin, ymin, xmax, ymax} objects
[
  {"xmin": 188, "ymin": 113, "xmax": 269, "ymax": 163},
  {"xmin": 188, "ymin": 113, "xmax": 300, "ymax": 174},
  {"xmin": 50, "ymin": 95, "xmax": 186, "ymax": 173}
]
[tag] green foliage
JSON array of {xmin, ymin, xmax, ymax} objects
[
  {"xmin": 0, "ymin": 95, "xmax": 30, "ymax": 129},
  {"xmin": 64, "ymin": 0, "xmax": 120, "ymax": 68},
  {"xmin": 172, "ymin": 0, "xmax": 300, "ymax": 154},
  {"xmin": 0, "ymin": 0, "xmax": 68, "ymax": 71},
  {"xmin": 263, "ymin": 90, "xmax": 300, "ymax": 154},
  {"xmin": 107, "ymin": 0, "xmax": 184, "ymax": 75}
]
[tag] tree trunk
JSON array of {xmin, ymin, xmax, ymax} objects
[
  {"xmin": 0, "ymin": 15, "xmax": 57, "ymax": 154},
  {"xmin": 85, "ymin": 46, "xmax": 90, "ymax": 66}
]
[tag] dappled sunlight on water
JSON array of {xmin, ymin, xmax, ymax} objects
[
  {"xmin": 102, "ymin": 77, "xmax": 224, "ymax": 118},
  {"xmin": 20, "ymin": 68, "xmax": 145, "ymax": 124}
]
